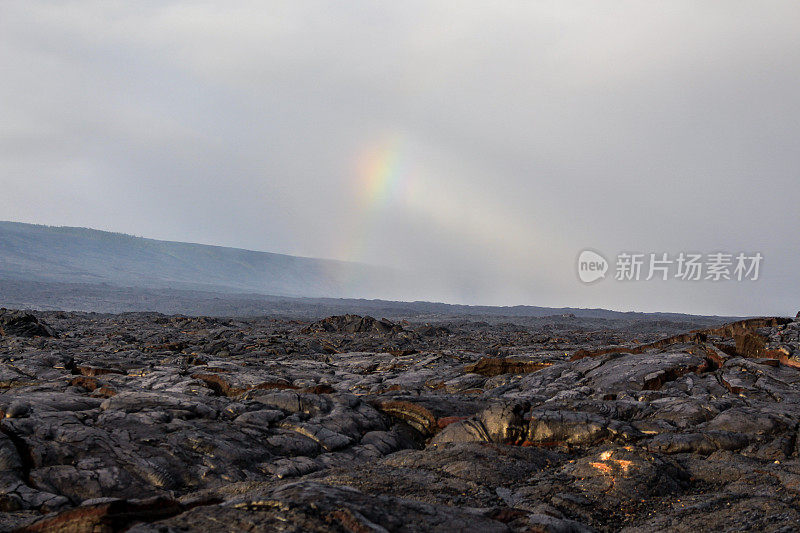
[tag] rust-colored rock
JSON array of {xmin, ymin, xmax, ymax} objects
[
  {"xmin": 373, "ymin": 400, "xmax": 437, "ymax": 435},
  {"xmin": 571, "ymin": 317, "xmax": 793, "ymax": 362},
  {"xmin": 15, "ymin": 497, "xmax": 183, "ymax": 533},
  {"xmin": 76, "ymin": 366, "xmax": 124, "ymax": 377},
  {"xmin": 464, "ymin": 357, "xmax": 551, "ymax": 377}
]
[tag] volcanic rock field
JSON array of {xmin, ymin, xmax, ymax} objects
[{"xmin": 1, "ymin": 309, "xmax": 800, "ymax": 532}]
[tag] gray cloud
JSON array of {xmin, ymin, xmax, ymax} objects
[{"xmin": 1, "ymin": 1, "xmax": 798, "ymax": 315}]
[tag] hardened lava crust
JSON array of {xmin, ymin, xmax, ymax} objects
[{"xmin": 1, "ymin": 309, "xmax": 800, "ymax": 532}]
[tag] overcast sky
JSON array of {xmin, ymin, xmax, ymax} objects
[{"xmin": 1, "ymin": 1, "xmax": 798, "ymax": 316}]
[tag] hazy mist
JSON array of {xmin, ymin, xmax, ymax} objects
[{"xmin": 1, "ymin": 2, "xmax": 798, "ymax": 315}]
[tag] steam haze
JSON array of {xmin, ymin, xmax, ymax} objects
[{"xmin": 1, "ymin": 1, "xmax": 798, "ymax": 316}]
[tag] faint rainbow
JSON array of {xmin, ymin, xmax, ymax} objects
[{"xmin": 341, "ymin": 136, "xmax": 411, "ymax": 264}]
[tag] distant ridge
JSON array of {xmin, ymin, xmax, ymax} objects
[
  {"xmin": 0, "ymin": 221, "xmax": 742, "ymax": 322},
  {"xmin": 0, "ymin": 221, "xmax": 391, "ymax": 298}
]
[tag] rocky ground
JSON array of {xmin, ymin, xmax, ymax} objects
[{"xmin": 0, "ymin": 308, "xmax": 799, "ymax": 532}]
